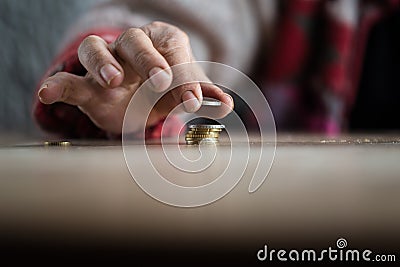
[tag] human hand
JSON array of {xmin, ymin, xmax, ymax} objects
[{"xmin": 38, "ymin": 21, "xmax": 234, "ymax": 134}]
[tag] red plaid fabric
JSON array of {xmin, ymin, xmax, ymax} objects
[{"xmin": 263, "ymin": 0, "xmax": 400, "ymax": 135}]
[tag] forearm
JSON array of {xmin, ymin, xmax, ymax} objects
[{"xmin": 33, "ymin": 0, "xmax": 260, "ymax": 138}]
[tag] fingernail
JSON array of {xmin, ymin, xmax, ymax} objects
[
  {"xmin": 149, "ymin": 67, "xmax": 172, "ymax": 92},
  {"xmin": 182, "ymin": 91, "xmax": 201, "ymax": 113},
  {"xmin": 38, "ymin": 83, "xmax": 60, "ymax": 104},
  {"xmin": 38, "ymin": 84, "xmax": 48, "ymax": 101},
  {"xmin": 225, "ymin": 93, "xmax": 234, "ymax": 108},
  {"xmin": 100, "ymin": 64, "xmax": 121, "ymax": 85}
]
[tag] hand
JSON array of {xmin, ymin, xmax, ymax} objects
[{"xmin": 38, "ymin": 21, "xmax": 234, "ymax": 134}]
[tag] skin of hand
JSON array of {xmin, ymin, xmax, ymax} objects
[{"xmin": 37, "ymin": 21, "xmax": 234, "ymax": 134}]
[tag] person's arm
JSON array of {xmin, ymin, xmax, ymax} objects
[{"xmin": 33, "ymin": 3, "xmax": 233, "ymax": 139}]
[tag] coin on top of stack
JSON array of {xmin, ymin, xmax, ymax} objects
[
  {"xmin": 185, "ymin": 124, "xmax": 225, "ymax": 145},
  {"xmin": 201, "ymin": 97, "xmax": 222, "ymax": 107}
]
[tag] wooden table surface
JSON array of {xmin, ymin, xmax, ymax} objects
[{"xmin": 1, "ymin": 134, "xmax": 399, "ymax": 264}]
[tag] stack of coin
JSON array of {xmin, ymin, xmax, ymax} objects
[
  {"xmin": 44, "ymin": 141, "xmax": 71, "ymax": 147},
  {"xmin": 185, "ymin": 124, "xmax": 225, "ymax": 145}
]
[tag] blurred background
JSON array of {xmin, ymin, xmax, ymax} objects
[{"xmin": 0, "ymin": 0, "xmax": 102, "ymax": 136}]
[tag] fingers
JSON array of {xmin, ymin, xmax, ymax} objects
[
  {"xmin": 78, "ymin": 35, "xmax": 124, "ymax": 88},
  {"xmin": 142, "ymin": 22, "xmax": 202, "ymax": 113},
  {"xmin": 73, "ymin": 23, "xmax": 223, "ymax": 120},
  {"xmin": 38, "ymin": 72, "xmax": 94, "ymax": 106},
  {"xmin": 179, "ymin": 83, "xmax": 202, "ymax": 112},
  {"xmin": 113, "ymin": 28, "xmax": 172, "ymax": 92},
  {"xmin": 141, "ymin": 22, "xmax": 192, "ymax": 66}
]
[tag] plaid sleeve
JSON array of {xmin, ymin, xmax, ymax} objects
[{"xmin": 260, "ymin": 0, "xmax": 400, "ymax": 135}]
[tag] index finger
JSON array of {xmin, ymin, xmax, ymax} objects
[{"xmin": 78, "ymin": 35, "xmax": 124, "ymax": 88}]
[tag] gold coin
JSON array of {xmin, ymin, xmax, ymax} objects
[
  {"xmin": 188, "ymin": 129, "xmax": 222, "ymax": 133},
  {"xmin": 185, "ymin": 137, "xmax": 218, "ymax": 142},
  {"xmin": 185, "ymin": 133, "xmax": 219, "ymax": 138},
  {"xmin": 186, "ymin": 138, "xmax": 219, "ymax": 145},
  {"xmin": 188, "ymin": 132, "xmax": 220, "ymax": 136},
  {"xmin": 186, "ymin": 129, "xmax": 222, "ymax": 134},
  {"xmin": 185, "ymin": 136, "xmax": 220, "ymax": 140},
  {"xmin": 44, "ymin": 141, "xmax": 71, "ymax": 147},
  {"xmin": 186, "ymin": 140, "xmax": 197, "ymax": 145}
]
